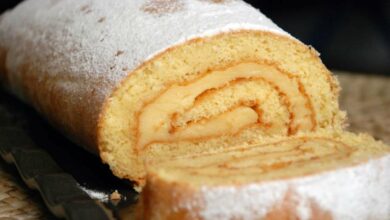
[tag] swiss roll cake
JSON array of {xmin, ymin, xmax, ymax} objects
[
  {"xmin": 139, "ymin": 132, "xmax": 390, "ymax": 220},
  {"xmin": 0, "ymin": 0, "xmax": 345, "ymax": 185}
]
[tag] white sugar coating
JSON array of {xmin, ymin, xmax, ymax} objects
[
  {"xmin": 0, "ymin": 0, "xmax": 292, "ymax": 148},
  {"xmin": 174, "ymin": 154, "xmax": 390, "ymax": 220},
  {"xmin": 0, "ymin": 0, "xmax": 291, "ymax": 140}
]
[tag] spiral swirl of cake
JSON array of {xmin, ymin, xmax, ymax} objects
[{"xmin": 0, "ymin": 0, "xmax": 345, "ymax": 185}]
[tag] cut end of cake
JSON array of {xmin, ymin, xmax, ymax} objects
[
  {"xmin": 98, "ymin": 30, "xmax": 346, "ymax": 185},
  {"xmin": 138, "ymin": 132, "xmax": 390, "ymax": 220},
  {"xmin": 146, "ymin": 131, "xmax": 390, "ymax": 186}
]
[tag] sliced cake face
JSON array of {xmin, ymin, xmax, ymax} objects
[
  {"xmin": 139, "ymin": 132, "xmax": 390, "ymax": 220},
  {"xmin": 99, "ymin": 31, "xmax": 345, "ymax": 184},
  {"xmin": 146, "ymin": 132, "xmax": 390, "ymax": 186}
]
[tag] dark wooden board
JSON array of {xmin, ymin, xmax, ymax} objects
[{"xmin": 0, "ymin": 89, "xmax": 138, "ymax": 219}]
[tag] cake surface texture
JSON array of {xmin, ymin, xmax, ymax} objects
[
  {"xmin": 138, "ymin": 132, "xmax": 390, "ymax": 220},
  {"xmin": 0, "ymin": 0, "xmax": 346, "ymax": 185}
]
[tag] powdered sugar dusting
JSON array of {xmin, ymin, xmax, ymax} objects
[
  {"xmin": 175, "ymin": 154, "xmax": 390, "ymax": 220},
  {"xmin": 141, "ymin": 0, "xmax": 185, "ymax": 15},
  {"xmin": 0, "ymin": 0, "xmax": 290, "ymax": 148}
]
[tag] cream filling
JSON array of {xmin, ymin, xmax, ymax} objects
[{"xmin": 137, "ymin": 62, "xmax": 314, "ymax": 150}]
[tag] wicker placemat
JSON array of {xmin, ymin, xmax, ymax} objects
[
  {"xmin": 0, "ymin": 72, "xmax": 389, "ymax": 219},
  {"xmin": 0, "ymin": 160, "xmax": 51, "ymax": 219}
]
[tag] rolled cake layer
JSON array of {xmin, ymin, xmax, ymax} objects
[
  {"xmin": 0, "ymin": 0, "xmax": 345, "ymax": 184},
  {"xmin": 139, "ymin": 132, "xmax": 390, "ymax": 220}
]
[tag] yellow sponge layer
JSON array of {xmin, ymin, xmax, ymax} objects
[
  {"xmin": 147, "ymin": 131, "xmax": 390, "ymax": 186},
  {"xmin": 99, "ymin": 30, "xmax": 345, "ymax": 185}
]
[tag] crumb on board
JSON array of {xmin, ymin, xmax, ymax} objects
[
  {"xmin": 133, "ymin": 185, "xmax": 142, "ymax": 192},
  {"xmin": 110, "ymin": 190, "xmax": 121, "ymax": 200}
]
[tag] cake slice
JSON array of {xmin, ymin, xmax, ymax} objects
[
  {"xmin": 137, "ymin": 132, "xmax": 390, "ymax": 220},
  {"xmin": 0, "ymin": 0, "xmax": 345, "ymax": 186}
]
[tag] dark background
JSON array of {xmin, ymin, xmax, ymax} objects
[
  {"xmin": 248, "ymin": 0, "xmax": 390, "ymax": 75},
  {"xmin": 1, "ymin": 0, "xmax": 389, "ymax": 75}
]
